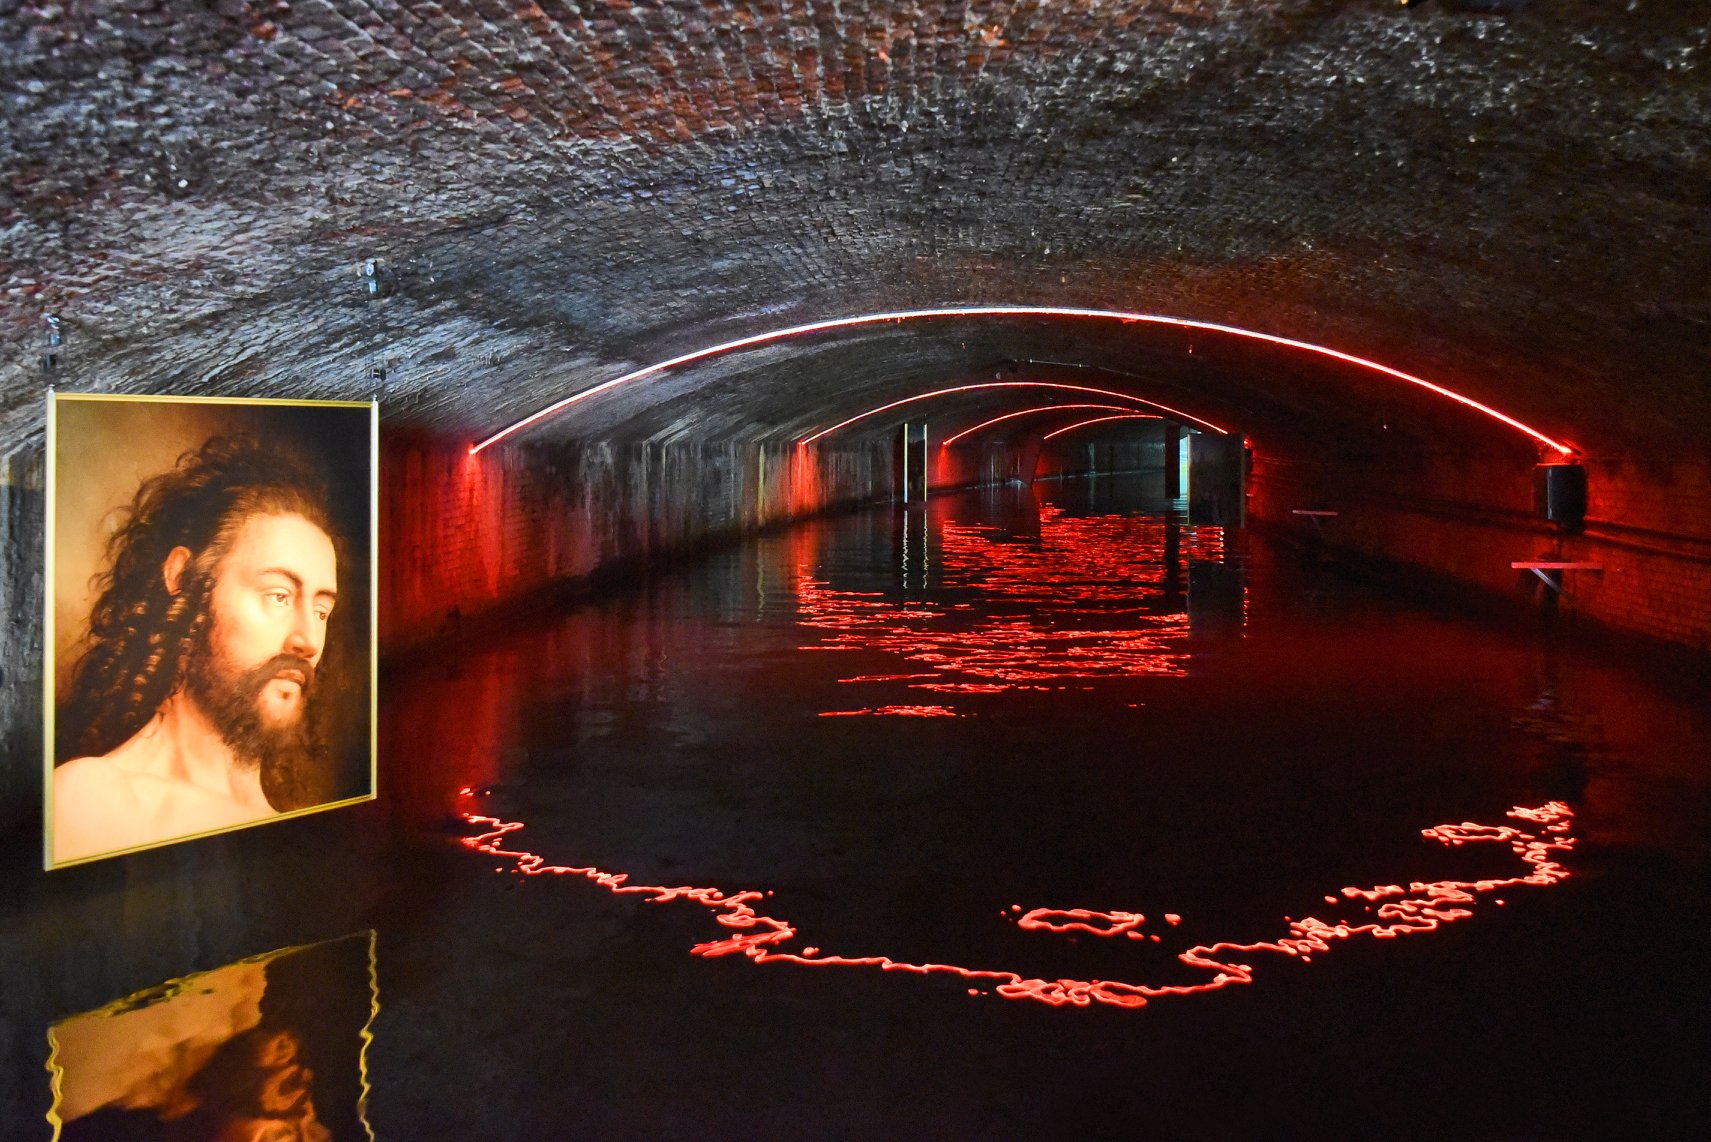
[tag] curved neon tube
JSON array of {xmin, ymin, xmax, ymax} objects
[
  {"xmin": 1044, "ymin": 413, "xmax": 1168, "ymax": 441},
  {"xmin": 941, "ymin": 404, "xmax": 1159, "ymax": 447},
  {"xmin": 801, "ymin": 382, "xmax": 1224, "ymax": 445},
  {"xmin": 468, "ymin": 306, "xmax": 1575, "ymax": 456}
]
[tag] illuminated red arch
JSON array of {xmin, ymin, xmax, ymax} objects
[
  {"xmin": 469, "ymin": 306, "xmax": 1575, "ymax": 457},
  {"xmin": 941, "ymin": 404, "xmax": 1160, "ymax": 447},
  {"xmin": 802, "ymin": 383, "xmax": 1222, "ymax": 445},
  {"xmin": 1043, "ymin": 413, "xmax": 1168, "ymax": 442}
]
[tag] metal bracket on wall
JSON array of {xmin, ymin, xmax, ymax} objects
[{"xmin": 1511, "ymin": 561, "xmax": 1603, "ymax": 593}]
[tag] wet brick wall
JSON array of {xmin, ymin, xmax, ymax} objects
[
  {"xmin": 381, "ymin": 434, "xmax": 896, "ymax": 650},
  {"xmin": 0, "ymin": 454, "xmax": 46, "ymax": 832},
  {"xmin": 1249, "ymin": 450, "xmax": 1711, "ymax": 655}
]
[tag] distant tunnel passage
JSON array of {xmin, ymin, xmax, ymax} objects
[{"xmin": 802, "ymin": 382, "xmax": 1222, "ymax": 444}]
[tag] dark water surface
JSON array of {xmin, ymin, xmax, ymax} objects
[{"xmin": 6, "ymin": 476, "xmax": 1710, "ymax": 1140}]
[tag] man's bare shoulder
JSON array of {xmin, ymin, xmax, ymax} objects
[
  {"xmin": 53, "ymin": 755, "xmax": 144, "ymax": 806},
  {"xmin": 52, "ymin": 755, "xmax": 148, "ymax": 863}
]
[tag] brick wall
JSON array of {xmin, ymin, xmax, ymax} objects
[
  {"xmin": 0, "ymin": 453, "xmax": 45, "ymax": 827},
  {"xmin": 931, "ymin": 437, "xmax": 1041, "ymax": 490},
  {"xmin": 1249, "ymin": 447, "xmax": 1711, "ymax": 654},
  {"xmin": 382, "ymin": 433, "xmax": 895, "ymax": 650}
]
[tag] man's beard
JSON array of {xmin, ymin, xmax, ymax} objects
[{"xmin": 184, "ymin": 641, "xmax": 325, "ymax": 812}]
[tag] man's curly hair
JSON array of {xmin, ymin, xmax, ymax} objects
[{"xmin": 60, "ymin": 435, "xmax": 340, "ymax": 776}]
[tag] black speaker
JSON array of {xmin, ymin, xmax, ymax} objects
[{"xmin": 1533, "ymin": 463, "xmax": 1587, "ymax": 532}]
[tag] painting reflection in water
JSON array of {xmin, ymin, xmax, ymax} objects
[{"xmin": 46, "ymin": 933, "xmax": 376, "ymax": 1141}]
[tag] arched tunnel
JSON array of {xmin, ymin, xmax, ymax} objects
[{"xmin": 2, "ymin": 2, "xmax": 1709, "ymax": 1137}]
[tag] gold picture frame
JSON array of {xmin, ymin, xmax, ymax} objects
[{"xmin": 44, "ymin": 393, "xmax": 379, "ymax": 869}]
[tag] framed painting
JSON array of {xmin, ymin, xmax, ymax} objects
[{"xmin": 44, "ymin": 393, "xmax": 378, "ymax": 868}]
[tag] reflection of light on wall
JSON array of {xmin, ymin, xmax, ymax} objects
[
  {"xmin": 799, "ymin": 507, "xmax": 1225, "ymax": 713},
  {"xmin": 469, "ymin": 307, "xmax": 1576, "ymax": 457},
  {"xmin": 941, "ymin": 404, "xmax": 1156, "ymax": 447},
  {"xmin": 801, "ymin": 381, "xmax": 1224, "ymax": 445},
  {"xmin": 391, "ymin": 652, "xmax": 512, "ymax": 827},
  {"xmin": 459, "ymin": 447, "xmax": 504, "ymax": 599},
  {"xmin": 462, "ymin": 796, "xmax": 1575, "ymax": 1011},
  {"xmin": 786, "ymin": 442, "xmax": 824, "ymax": 519}
]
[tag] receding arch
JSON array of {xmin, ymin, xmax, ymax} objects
[
  {"xmin": 941, "ymin": 404, "xmax": 1161, "ymax": 447},
  {"xmin": 1044, "ymin": 413, "xmax": 1169, "ymax": 441},
  {"xmin": 800, "ymin": 382, "xmax": 1224, "ymax": 445}
]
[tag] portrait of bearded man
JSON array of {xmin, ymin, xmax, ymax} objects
[{"xmin": 47, "ymin": 400, "xmax": 375, "ymax": 867}]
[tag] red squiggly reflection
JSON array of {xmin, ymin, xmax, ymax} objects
[
  {"xmin": 801, "ymin": 507, "xmax": 1226, "ymax": 711},
  {"xmin": 1017, "ymin": 908, "xmax": 1147, "ymax": 937},
  {"xmin": 460, "ymin": 796, "xmax": 1575, "ymax": 1011},
  {"xmin": 818, "ymin": 705, "xmax": 959, "ymax": 718}
]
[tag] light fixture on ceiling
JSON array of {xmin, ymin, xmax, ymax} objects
[{"xmin": 39, "ymin": 313, "xmax": 61, "ymax": 375}]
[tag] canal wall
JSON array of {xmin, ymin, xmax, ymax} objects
[
  {"xmin": 1248, "ymin": 448, "xmax": 1711, "ymax": 655},
  {"xmin": 0, "ymin": 452, "xmax": 46, "ymax": 835},
  {"xmin": 381, "ymin": 432, "xmax": 895, "ymax": 650}
]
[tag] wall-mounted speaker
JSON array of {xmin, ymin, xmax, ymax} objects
[{"xmin": 1533, "ymin": 463, "xmax": 1587, "ymax": 533}]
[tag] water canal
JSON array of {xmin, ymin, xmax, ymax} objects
[{"xmin": 9, "ymin": 474, "xmax": 1709, "ymax": 1139}]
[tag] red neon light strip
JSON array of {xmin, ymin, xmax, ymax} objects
[
  {"xmin": 468, "ymin": 307, "xmax": 1575, "ymax": 456},
  {"xmin": 801, "ymin": 382, "xmax": 1222, "ymax": 445},
  {"xmin": 941, "ymin": 404, "xmax": 1157, "ymax": 447},
  {"xmin": 1042, "ymin": 413, "xmax": 1165, "ymax": 441},
  {"xmin": 461, "ymin": 794, "xmax": 1574, "ymax": 1011}
]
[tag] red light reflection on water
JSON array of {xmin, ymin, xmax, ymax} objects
[
  {"xmin": 1017, "ymin": 908, "xmax": 1147, "ymax": 937},
  {"xmin": 460, "ymin": 796, "xmax": 1575, "ymax": 1011},
  {"xmin": 801, "ymin": 507, "xmax": 1225, "ymax": 710},
  {"xmin": 818, "ymin": 705, "xmax": 960, "ymax": 718}
]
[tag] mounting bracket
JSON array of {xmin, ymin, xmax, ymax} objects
[
  {"xmin": 1292, "ymin": 509, "xmax": 1338, "ymax": 535},
  {"xmin": 1511, "ymin": 561, "xmax": 1603, "ymax": 594}
]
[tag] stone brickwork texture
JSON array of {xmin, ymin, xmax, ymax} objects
[{"xmin": 2, "ymin": 1, "xmax": 1706, "ymax": 455}]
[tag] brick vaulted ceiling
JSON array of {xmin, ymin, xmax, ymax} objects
[{"xmin": 2, "ymin": 1, "xmax": 1707, "ymax": 460}]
